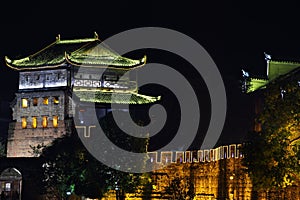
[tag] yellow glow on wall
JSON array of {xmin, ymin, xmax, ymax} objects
[
  {"xmin": 43, "ymin": 97, "xmax": 49, "ymax": 105},
  {"xmin": 22, "ymin": 98, "xmax": 28, "ymax": 108},
  {"xmin": 22, "ymin": 117, "xmax": 27, "ymax": 129},
  {"xmin": 32, "ymin": 117, "xmax": 37, "ymax": 128},
  {"xmin": 53, "ymin": 116, "xmax": 58, "ymax": 128},
  {"xmin": 42, "ymin": 116, "xmax": 48, "ymax": 128},
  {"xmin": 254, "ymin": 122, "xmax": 261, "ymax": 132},
  {"xmin": 53, "ymin": 96, "xmax": 59, "ymax": 104}
]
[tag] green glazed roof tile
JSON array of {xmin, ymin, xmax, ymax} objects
[
  {"xmin": 74, "ymin": 91, "xmax": 161, "ymax": 104},
  {"xmin": 5, "ymin": 35, "xmax": 145, "ymax": 70},
  {"xmin": 247, "ymin": 78, "xmax": 268, "ymax": 93},
  {"xmin": 247, "ymin": 59, "xmax": 300, "ymax": 93}
]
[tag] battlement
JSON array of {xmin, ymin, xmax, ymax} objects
[{"xmin": 147, "ymin": 144, "xmax": 243, "ymax": 165}]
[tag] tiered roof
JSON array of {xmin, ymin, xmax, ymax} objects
[
  {"xmin": 74, "ymin": 90, "xmax": 161, "ymax": 104},
  {"xmin": 5, "ymin": 33, "xmax": 146, "ymax": 70},
  {"xmin": 5, "ymin": 33, "xmax": 160, "ymax": 105},
  {"xmin": 246, "ymin": 58, "xmax": 300, "ymax": 93}
]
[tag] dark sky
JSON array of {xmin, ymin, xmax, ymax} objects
[{"xmin": 1, "ymin": 0, "xmax": 300, "ymax": 147}]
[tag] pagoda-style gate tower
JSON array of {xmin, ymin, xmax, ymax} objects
[{"xmin": 5, "ymin": 33, "xmax": 160, "ymax": 157}]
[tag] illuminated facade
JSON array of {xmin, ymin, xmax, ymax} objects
[
  {"xmin": 5, "ymin": 33, "xmax": 160, "ymax": 157},
  {"xmin": 101, "ymin": 144, "xmax": 298, "ymax": 200},
  {"xmin": 98, "ymin": 144, "xmax": 252, "ymax": 200},
  {"xmin": 4, "ymin": 34, "xmax": 300, "ymax": 199},
  {"xmin": 144, "ymin": 144, "xmax": 253, "ymax": 200}
]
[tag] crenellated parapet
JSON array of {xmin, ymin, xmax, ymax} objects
[{"xmin": 147, "ymin": 144, "xmax": 243, "ymax": 165}]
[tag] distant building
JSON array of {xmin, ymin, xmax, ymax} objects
[
  {"xmin": 0, "ymin": 33, "xmax": 160, "ymax": 199},
  {"xmin": 242, "ymin": 53, "xmax": 300, "ymax": 136},
  {"xmin": 241, "ymin": 53, "xmax": 300, "ymax": 199},
  {"xmin": 242, "ymin": 53, "xmax": 300, "ymax": 94}
]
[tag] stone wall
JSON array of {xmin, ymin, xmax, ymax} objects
[
  {"xmin": 147, "ymin": 158, "xmax": 252, "ymax": 200},
  {"xmin": 12, "ymin": 90, "xmax": 66, "ymax": 122},
  {"xmin": 7, "ymin": 89, "xmax": 73, "ymax": 157},
  {"xmin": 101, "ymin": 145, "xmax": 299, "ymax": 200},
  {"xmin": 7, "ymin": 120, "xmax": 68, "ymax": 157}
]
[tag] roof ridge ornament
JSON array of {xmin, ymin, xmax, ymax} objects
[
  {"xmin": 264, "ymin": 52, "xmax": 272, "ymax": 77},
  {"xmin": 94, "ymin": 32, "xmax": 98, "ymax": 39},
  {"xmin": 56, "ymin": 34, "xmax": 61, "ymax": 42},
  {"xmin": 264, "ymin": 52, "xmax": 272, "ymax": 61}
]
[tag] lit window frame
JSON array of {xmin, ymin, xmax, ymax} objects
[
  {"xmin": 21, "ymin": 117, "xmax": 27, "ymax": 129},
  {"xmin": 42, "ymin": 116, "xmax": 48, "ymax": 128},
  {"xmin": 5, "ymin": 182, "xmax": 11, "ymax": 192},
  {"xmin": 43, "ymin": 97, "xmax": 49, "ymax": 105},
  {"xmin": 21, "ymin": 98, "xmax": 28, "ymax": 108},
  {"xmin": 32, "ymin": 116, "xmax": 37, "ymax": 129},
  {"xmin": 53, "ymin": 96, "xmax": 59, "ymax": 105},
  {"xmin": 53, "ymin": 116, "xmax": 58, "ymax": 128}
]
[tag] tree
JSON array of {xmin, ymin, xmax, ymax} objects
[
  {"xmin": 243, "ymin": 77, "xmax": 300, "ymax": 193},
  {"xmin": 40, "ymin": 133, "xmax": 102, "ymax": 199},
  {"xmin": 140, "ymin": 172, "xmax": 153, "ymax": 200},
  {"xmin": 97, "ymin": 110, "xmax": 150, "ymax": 200},
  {"xmin": 163, "ymin": 164, "xmax": 195, "ymax": 200},
  {"xmin": 40, "ymin": 110, "xmax": 149, "ymax": 199},
  {"xmin": 164, "ymin": 175, "xmax": 195, "ymax": 200}
]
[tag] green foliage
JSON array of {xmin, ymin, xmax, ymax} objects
[
  {"xmin": 41, "ymin": 132, "xmax": 144, "ymax": 199},
  {"xmin": 140, "ymin": 173, "xmax": 153, "ymax": 200},
  {"xmin": 29, "ymin": 143, "xmax": 46, "ymax": 157},
  {"xmin": 164, "ymin": 176, "xmax": 195, "ymax": 200},
  {"xmin": 163, "ymin": 165, "xmax": 196, "ymax": 200},
  {"xmin": 243, "ymin": 77, "xmax": 300, "ymax": 191},
  {"xmin": 40, "ymin": 111, "xmax": 149, "ymax": 199}
]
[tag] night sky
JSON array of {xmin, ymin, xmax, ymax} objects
[{"xmin": 0, "ymin": 1, "xmax": 300, "ymax": 148}]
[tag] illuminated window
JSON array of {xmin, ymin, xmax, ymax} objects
[
  {"xmin": 32, "ymin": 117, "xmax": 37, "ymax": 129},
  {"xmin": 5, "ymin": 182, "xmax": 11, "ymax": 191},
  {"xmin": 53, "ymin": 116, "xmax": 58, "ymax": 128},
  {"xmin": 33, "ymin": 98, "xmax": 38, "ymax": 106},
  {"xmin": 21, "ymin": 117, "xmax": 27, "ymax": 129},
  {"xmin": 42, "ymin": 116, "xmax": 48, "ymax": 128},
  {"xmin": 43, "ymin": 97, "xmax": 49, "ymax": 105},
  {"xmin": 22, "ymin": 98, "xmax": 28, "ymax": 108},
  {"xmin": 53, "ymin": 96, "xmax": 59, "ymax": 104}
]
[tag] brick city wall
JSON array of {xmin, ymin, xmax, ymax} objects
[{"xmin": 101, "ymin": 144, "xmax": 299, "ymax": 200}]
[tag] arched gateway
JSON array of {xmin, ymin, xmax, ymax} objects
[{"xmin": 0, "ymin": 168, "xmax": 21, "ymax": 200}]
